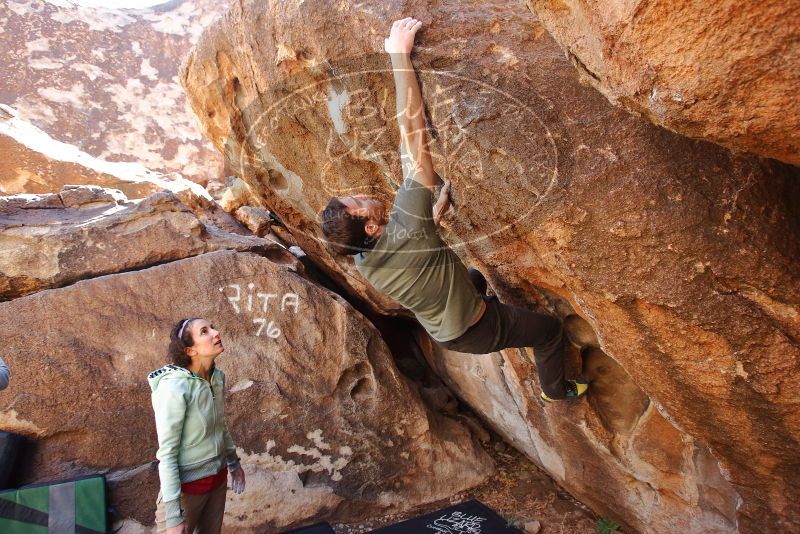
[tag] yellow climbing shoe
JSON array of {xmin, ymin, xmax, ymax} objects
[{"xmin": 540, "ymin": 379, "xmax": 589, "ymax": 403}]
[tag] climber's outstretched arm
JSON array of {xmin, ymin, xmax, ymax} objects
[{"xmin": 386, "ymin": 17, "xmax": 440, "ymax": 193}]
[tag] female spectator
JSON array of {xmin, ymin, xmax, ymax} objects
[{"xmin": 149, "ymin": 318, "xmax": 245, "ymax": 533}]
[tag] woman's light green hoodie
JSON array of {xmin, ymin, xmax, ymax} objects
[{"xmin": 148, "ymin": 364, "xmax": 240, "ymax": 528}]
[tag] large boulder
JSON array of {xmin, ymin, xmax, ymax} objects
[
  {"xmin": 422, "ymin": 318, "xmax": 740, "ymax": 534},
  {"xmin": 524, "ymin": 0, "xmax": 800, "ymax": 165},
  {"xmin": 0, "ymin": 250, "xmax": 493, "ymax": 531},
  {"xmin": 0, "ymin": 0, "xmax": 228, "ymax": 182},
  {"xmin": 180, "ymin": 0, "xmax": 800, "ymax": 532},
  {"xmin": 0, "ymin": 185, "xmax": 272, "ymax": 301}
]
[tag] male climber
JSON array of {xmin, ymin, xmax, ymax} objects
[{"xmin": 321, "ymin": 17, "xmax": 587, "ymax": 402}]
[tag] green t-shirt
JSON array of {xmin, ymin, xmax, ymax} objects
[{"xmin": 355, "ymin": 178, "xmax": 483, "ymax": 342}]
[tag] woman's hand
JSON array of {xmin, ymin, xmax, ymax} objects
[
  {"xmin": 433, "ymin": 181, "xmax": 452, "ymax": 225},
  {"xmin": 384, "ymin": 17, "xmax": 423, "ymax": 55},
  {"xmin": 231, "ymin": 466, "xmax": 246, "ymax": 494},
  {"xmin": 167, "ymin": 523, "xmax": 189, "ymax": 534}
]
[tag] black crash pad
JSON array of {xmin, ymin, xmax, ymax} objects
[
  {"xmin": 0, "ymin": 431, "xmax": 24, "ymax": 489},
  {"xmin": 370, "ymin": 500, "xmax": 522, "ymax": 533}
]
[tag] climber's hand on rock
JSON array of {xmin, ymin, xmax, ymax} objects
[
  {"xmin": 434, "ymin": 180, "xmax": 452, "ymax": 226},
  {"xmin": 384, "ymin": 17, "xmax": 422, "ymax": 55}
]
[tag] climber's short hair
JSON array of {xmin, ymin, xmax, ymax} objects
[{"xmin": 321, "ymin": 198, "xmax": 374, "ymax": 256}]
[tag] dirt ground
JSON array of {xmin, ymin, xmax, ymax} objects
[{"xmin": 331, "ymin": 439, "xmax": 601, "ymax": 534}]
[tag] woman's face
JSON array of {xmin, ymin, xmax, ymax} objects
[{"xmin": 185, "ymin": 319, "xmax": 224, "ymax": 359}]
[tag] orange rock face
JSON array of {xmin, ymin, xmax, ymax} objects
[
  {"xmin": 524, "ymin": 0, "xmax": 800, "ymax": 165},
  {"xmin": 180, "ymin": 0, "xmax": 800, "ymax": 532},
  {"xmin": 0, "ymin": 185, "xmax": 269, "ymax": 301},
  {"xmin": 0, "ymin": 0, "xmax": 227, "ymax": 182}
]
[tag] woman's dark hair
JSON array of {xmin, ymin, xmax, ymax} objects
[
  {"xmin": 167, "ymin": 318, "xmax": 200, "ymax": 368},
  {"xmin": 321, "ymin": 198, "xmax": 375, "ymax": 256}
]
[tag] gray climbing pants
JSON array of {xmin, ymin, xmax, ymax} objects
[{"xmin": 437, "ymin": 271, "xmax": 567, "ymax": 398}]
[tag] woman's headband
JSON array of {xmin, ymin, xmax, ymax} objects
[{"xmin": 177, "ymin": 319, "xmax": 190, "ymax": 340}]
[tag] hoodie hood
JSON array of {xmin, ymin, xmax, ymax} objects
[{"xmin": 148, "ymin": 364, "xmax": 193, "ymax": 392}]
